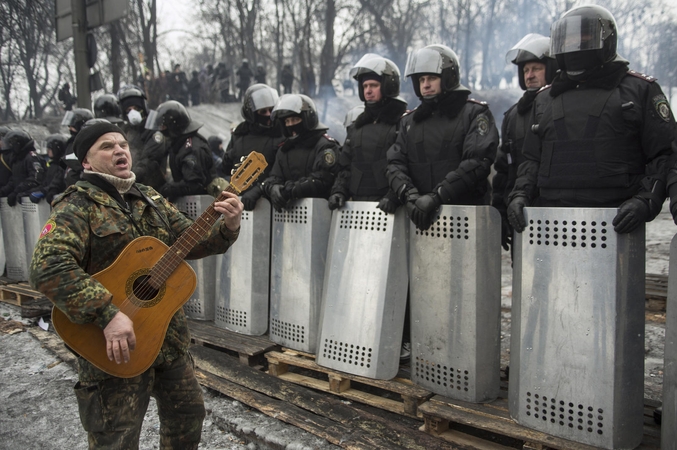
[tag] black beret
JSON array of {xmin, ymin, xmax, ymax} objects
[{"xmin": 73, "ymin": 120, "xmax": 126, "ymax": 163}]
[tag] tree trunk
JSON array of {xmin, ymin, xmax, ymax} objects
[
  {"xmin": 110, "ymin": 23, "xmax": 121, "ymax": 94},
  {"xmin": 319, "ymin": 0, "xmax": 336, "ymax": 99}
]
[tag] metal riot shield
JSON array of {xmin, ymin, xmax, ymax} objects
[
  {"xmin": 215, "ymin": 198, "xmax": 271, "ymax": 335},
  {"xmin": 22, "ymin": 197, "xmax": 51, "ymax": 267},
  {"xmin": 409, "ymin": 205, "xmax": 501, "ymax": 402},
  {"xmin": 269, "ymin": 198, "xmax": 332, "ymax": 354},
  {"xmin": 664, "ymin": 234, "xmax": 677, "ymax": 450},
  {"xmin": 509, "ymin": 208, "xmax": 645, "ymax": 449},
  {"xmin": 316, "ymin": 203, "xmax": 409, "ymax": 380},
  {"xmin": 0, "ymin": 198, "xmax": 28, "ymax": 280},
  {"xmin": 175, "ymin": 195, "xmax": 218, "ymax": 320}
]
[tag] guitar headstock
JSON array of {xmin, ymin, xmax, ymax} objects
[{"xmin": 228, "ymin": 152, "xmax": 268, "ymax": 195}]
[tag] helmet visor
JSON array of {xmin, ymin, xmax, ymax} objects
[
  {"xmin": 349, "ymin": 54, "xmax": 400, "ymax": 79},
  {"xmin": 404, "ymin": 48, "xmax": 444, "ymax": 78},
  {"xmin": 271, "ymin": 94, "xmax": 304, "ymax": 121},
  {"xmin": 144, "ymin": 110, "xmax": 161, "ymax": 130},
  {"xmin": 505, "ymin": 33, "xmax": 550, "ymax": 64},
  {"xmin": 61, "ymin": 111, "xmax": 74, "ymax": 127},
  {"xmin": 250, "ymin": 87, "xmax": 279, "ymax": 111},
  {"xmin": 551, "ymin": 15, "xmax": 605, "ymax": 55}
]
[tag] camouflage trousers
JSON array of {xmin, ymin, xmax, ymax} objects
[{"xmin": 73, "ymin": 352, "xmax": 205, "ymax": 450}]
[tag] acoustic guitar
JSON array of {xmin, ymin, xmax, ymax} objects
[{"xmin": 52, "ymin": 151, "xmax": 267, "ymax": 378}]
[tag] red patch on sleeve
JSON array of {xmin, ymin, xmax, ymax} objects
[{"xmin": 39, "ymin": 220, "xmax": 56, "ymax": 238}]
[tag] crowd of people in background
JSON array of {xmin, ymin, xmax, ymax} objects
[{"xmin": 119, "ymin": 59, "xmax": 318, "ymax": 110}]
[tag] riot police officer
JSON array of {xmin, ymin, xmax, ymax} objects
[
  {"xmin": 0, "ymin": 129, "xmax": 45, "ymax": 206},
  {"xmin": 118, "ymin": 85, "xmax": 168, "ymax": 190},
  {"xmin": 507, "ymin": 5, "xmax": 675, "ymax": 234},
  {"xmin": 386, "ymin": 44, "xmax": 499, "ymax": 231},
  {"xmin": 61, "ymin": 107, "xmax": 93, "ymax": 187},
  {"xmin": 261, "ymin": 94, "xmax": 340, "ymax": 211},
  {"xmin": 145, "ymin": 100, "xmax": 216, "ymax": 202},
  {"xmin": 0, "ymin": 126, "xmax": 12, "ymax": 190},
  {"xmin": 28, "ymin": 134, "xmax": 68, "ymax": 204},
  {"xmin": 93, "ymin": 93, "xmax": 124, "ymax": 125},
  {"xmin": 493, "ymin": 34, "xmax": 558, "ymax": 251},
  {"xmin": 222, "ymin": 83, "xmax": 284, "ymax": 210},
  {"xmin": 328, "ymin": 54, "xmax": 407, "ymax": 213}
]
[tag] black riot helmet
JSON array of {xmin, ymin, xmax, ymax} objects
[
  {"xmin": 550, "ymin": 5, "xmax": 618, "ymax": 76},
  {"xmin": 241, "ymin": 84, "xmax": 280, "ymax": 124},
  {"xmin": 271, "ymin": 94, "xmax": 320, "ymax": 132},
  {"xmin": 93, "ymin": 94, "xmax": 123, "ymax": 123},
  {"xmin": 505, "ymin": 33, "xmax": 559, "ymax": 90},
  {"xmin": 61, "ymin": 108, "xmax": 94, "ymax": 133},
  {"xmin": 350, "ymin": 54, "xmax": 402, "ymax": 102},
  {"xmin": 404, "ymin": 44, "xmax": 468, "ymax": 98},
  {"xmin": 145, "ymin": 100, "xmax": 202, "ymax": 138},
  {"xmin": 2, "ymin": 129, "xmax": 34, "ymax": 154},
  {"xmin": 45, "ymin": 134, "xmax": 68, "ymax": 160},
  {"xmin": 117, "ymin": 84, "xmax": 148, "ymax": 118}
]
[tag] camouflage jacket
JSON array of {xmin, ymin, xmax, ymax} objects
[{"xmin": 29, "ymin": 177, "xmax": 239, "ymax": 382}]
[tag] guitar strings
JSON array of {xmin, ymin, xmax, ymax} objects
[{"xmin": 113, "ymin": 185, "xmax": 239, "ymax": 317}]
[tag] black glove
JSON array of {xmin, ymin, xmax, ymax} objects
[
  {"xmin": 291, "ymin": 178, "xmax": 315, "ymax": 199},
  {"xmin": 328, "ymin": 193, "xmax": 345, "ymax": 210},
  {"xmin": 408, "ymin": 193, "xmax": 441, "ymax": 231},
  {"xmin": 500, "ymin": 217, "xmax": 513, "ymax": 252},
  {"xmin": 29, "ymin": 191, "xmax": 45, "ymax": 204},
  {"xmin": 45, "ymin": 192, "xmax": 55, "ymax": 204},
  {"xmin": 377, "ymin": 192, "xmax": 399, "ymax": 214},
  {"xmin": 507, "ymin": 196, "xmax": 529, "ymax": 233},
  {"xmin": 270, "ymin": 184, "xmax": 290, "ymax": 212},
  {"xmin": 613, "ymin": 197, "xmax": 649, "ymax": 234},
  {"xmin": 7, "ymin": 192, "xmax": 18, "ymax": 207},
  {"xmin": 241, "ymin": 187, "xmax": 262, "ymax": 211},
  {"xmin": 415, "ymin": 193, "xmax": 441, "ymax": 214}
]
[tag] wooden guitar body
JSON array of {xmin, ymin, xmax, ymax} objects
[
  {"xmin": 52, "ymin": 236, "xmax": 197, "ymax": 378},
  {"xmin": 50, "ymin": 151, "xmax": 267, "ymax": 378}
]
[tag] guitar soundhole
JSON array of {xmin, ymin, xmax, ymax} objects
[
  {"xmin": 132, "ymin": 275, "xmax": 159, "ymax": 300},
  {"xmin": 126, "ymin": 269, "xmax": 166, "ymax": 308}
]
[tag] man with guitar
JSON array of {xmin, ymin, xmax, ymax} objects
[{"xmin": 29, "ymin": 120, "xmax": 245, "ymax": 450}]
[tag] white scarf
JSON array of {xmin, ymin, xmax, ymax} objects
[{"xmin": 84, "ymin": 170, "xmax": 136, "ymax": 194}]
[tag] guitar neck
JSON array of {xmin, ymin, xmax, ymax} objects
[{"xmin": 149, "ymin": 186, "xmax": 238, "ymax": 285}]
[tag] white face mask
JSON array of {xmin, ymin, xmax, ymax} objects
[{"xmin": 127, "ymin": 109, "xmax": 143, "ymax": 126}]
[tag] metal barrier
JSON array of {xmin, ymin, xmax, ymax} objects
[
  {"xmin": 664, "ymin": 234, "xmax": 677, "ymax": 450},
  {"xmin": 22, "ymin": 197, "xmax": 51, "ymax": 267},
  {"xmin": 0, "ymin": 198, "xmax": 28, "ymax": 280},
  {"xmin": 316, "ymin": 203, "xmax": 409, "ymax": 380},
  {"xmin": 215, "ymin": 198, "xmax": 272, "ymax": 335},
  {"xmin": 509, "ymin": 207, "xmax": 645, "ymax": 449},
  {"xmin": 175, "ymin": 195, "xmax": 218, "ymax": 321},
  {"xmin": 269, "ymin": 198, "xmax": 332, "ymax": 354},
  {"xmin": 409, "ymin": 205, "xmax": 502, "ymax": 402}
]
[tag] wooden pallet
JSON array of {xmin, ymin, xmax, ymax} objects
[
  {"xmin": 192, "ymin": 344, "xmax": 455, "ymax": 450},
  {"xmin": 645, "ymin": 273, "xmax": 668, "ymax": 311},
  {"xmin": 418, "ymin": 394, "xmax": 661, "ymax": 450},
  {"xmin": 187, "ymin": 318, "xmax": 279, "ymax": 367},
  {"xmin": 0, "ymin": 282, "xmax": 44, "ymax": 306},
  {"xmin": 265, "ymin": 349, "xmax": 432, "ymax": 418}
]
